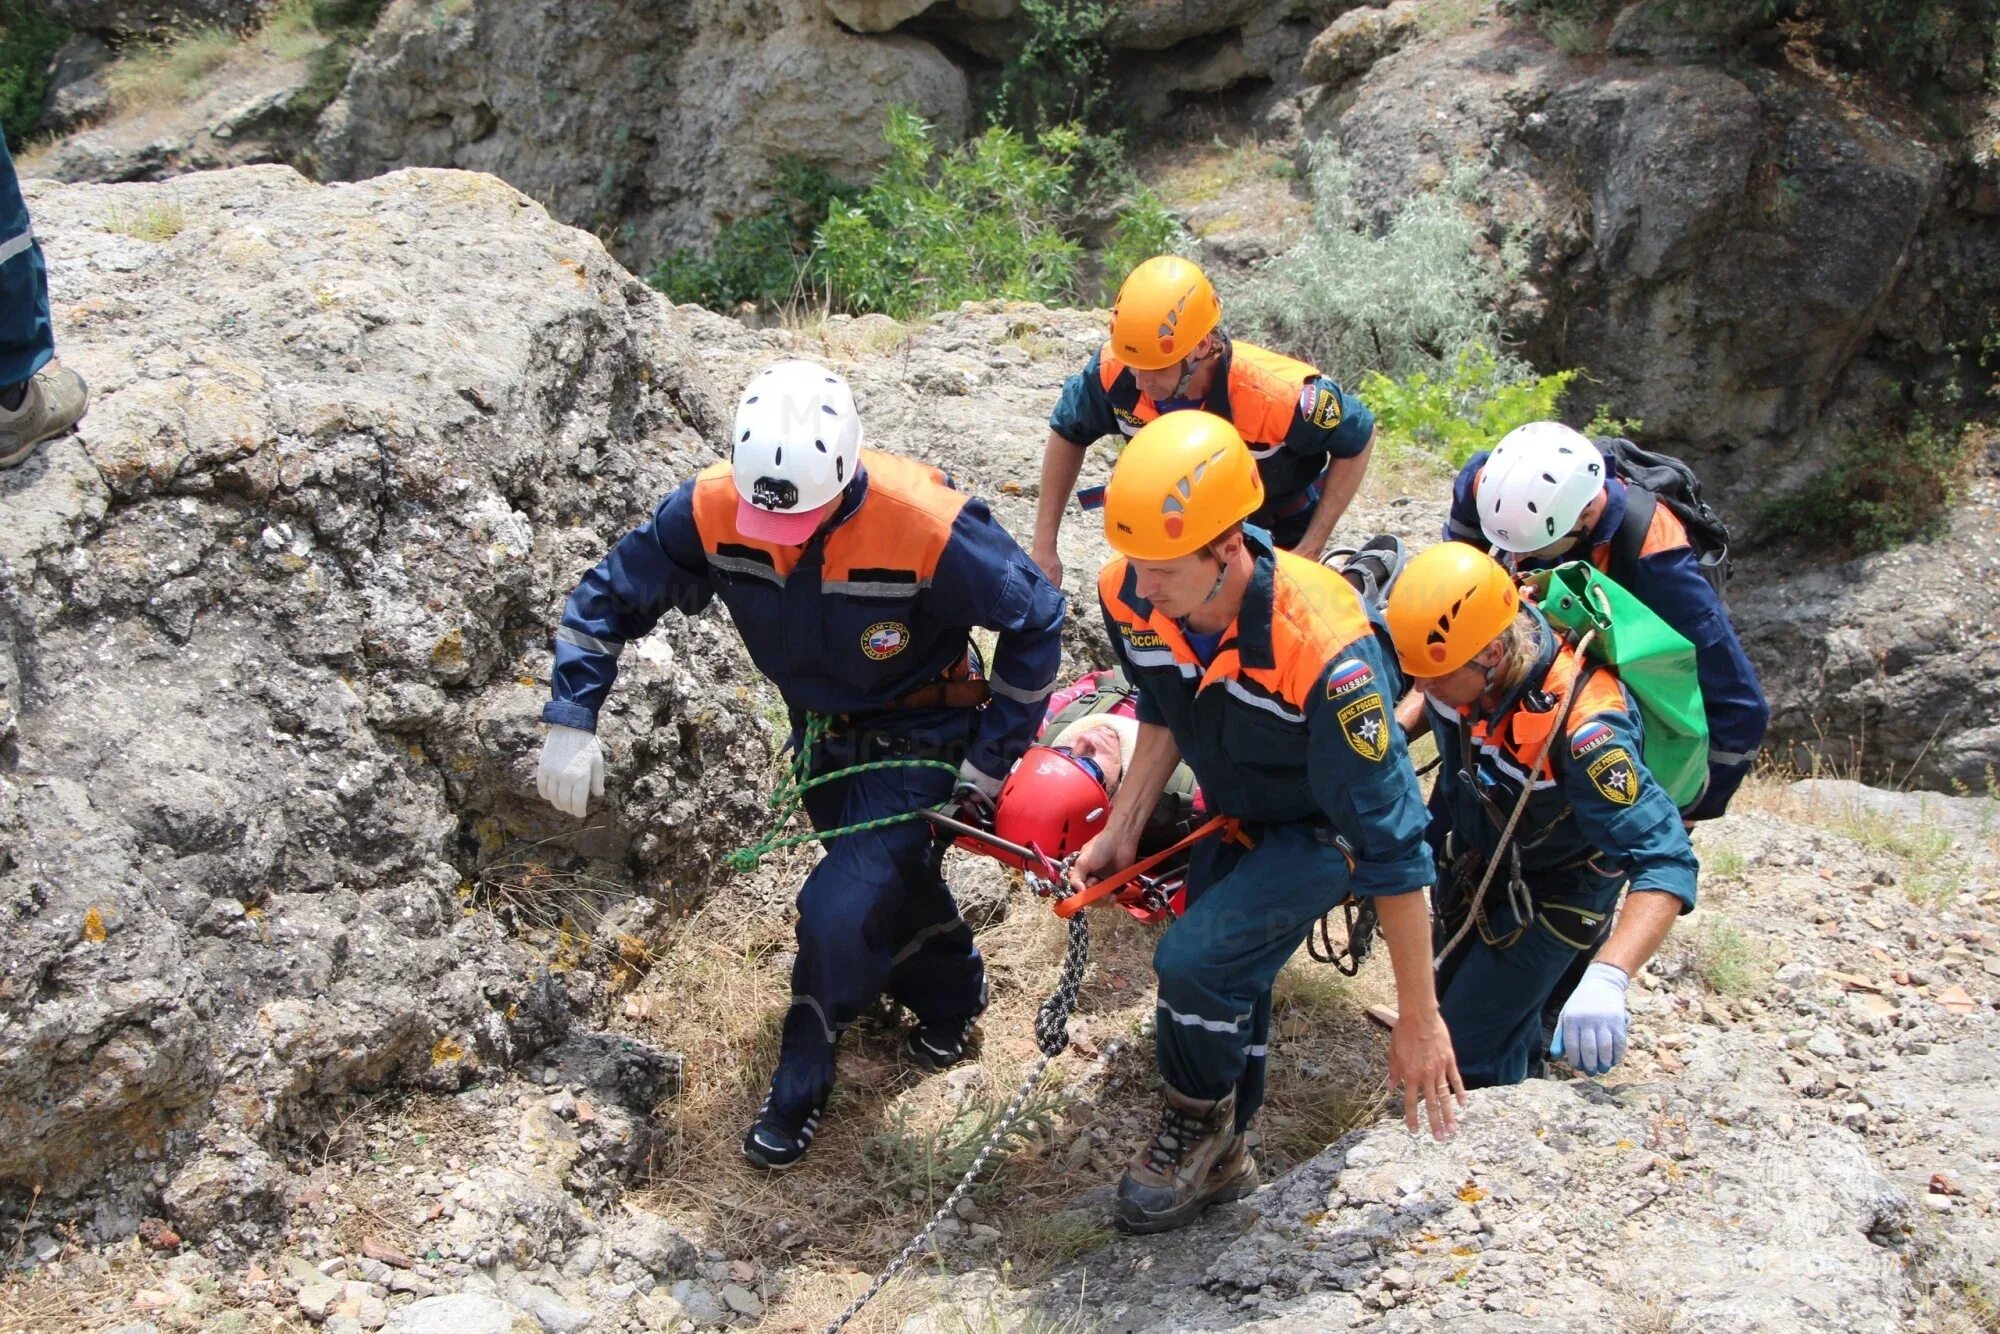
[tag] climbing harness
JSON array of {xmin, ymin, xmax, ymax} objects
[
  {"xmin": 1308, "ymin": 896, "xmax": 1378, "ymax": 976},
  {"xmin": 726, "ymin": 713, "xmax": 961, "ymax": 871},
  {"xmin": 1431, "ymin": 627, "xmax": 1597, "ymax": 969}
]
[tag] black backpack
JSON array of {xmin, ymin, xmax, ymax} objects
[{"xmin": 1597, "ymin": 437, "xmax": 1733, "ymax": 597}]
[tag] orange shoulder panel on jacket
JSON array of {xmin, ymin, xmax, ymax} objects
[
  {"xmin": 1097, "ymin": 342, "xmax": 1127, "ymax": 390},
  {"xmin": 1638, "ymin": 496, "xmax": 1690, "ymax": 557},
  {"xmin": 1098, "ymin": 556, "xmax": 1140, "ymax": 625},
  {"xmin": 1504, "ymin": 645, "xmax": 1632, "ymax": 761},
  {"xmin": 1261, "ymin": 550, "xmax": 1376, "ymax": 707},
  {"xmin": 689, "ymin": 462, "xmax": 807, "ymax": 577},
  {"xmin": 824, "ymin": 450, "xmax": 968, "ymax": 579},
  {"xmin": 1590, "ymin": 490, "xmax": 1692, "ymax": 572},
  {"xmin": 690, "ymin": 461, "xmax": 745, "ymax": 545},
  {"xmin": 1225, "ymin": 341, "xmax": 1322, "ymax": 447}
]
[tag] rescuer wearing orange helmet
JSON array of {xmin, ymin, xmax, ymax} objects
[
  {"xmin": 1031, "ymin": 256, "xmax": 1376, "ymax": 587},
  {"xmin": 1071, "ymin": 410, "xmax": 1459, "ymax": 1234},
  {"xmin": 1384, "ymin": 544, "xmax": 1698, "ymax": 1086}
]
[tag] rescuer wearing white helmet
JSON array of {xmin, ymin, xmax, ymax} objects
[{"xmin": 535, "ymin": 359, "xmax": 1065, "ymax": 1170}]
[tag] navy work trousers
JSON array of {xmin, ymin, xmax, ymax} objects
[
  {"xmin": 1152, "ymin": 822, "xmax": 1361, "ymax": 1129},
  {"xmin": 768, "ymin": 711, "xmax": 987, "ymax": 1117},
  {"xmin": 0, "ymin": 135, "xmax": 54, "ymax": 390},
  {"xmin": 1435, "ymin": 861, "xmax": 1624, "ymax": 1088}
]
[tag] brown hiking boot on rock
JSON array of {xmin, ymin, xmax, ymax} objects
[
  {"xmin": 1114, "ymin": 1086, "xmax": 1259, "ymax": 1234},
  {"xmin": 0, "ymin": 363, "xmax": 89, "ymax": 470}
]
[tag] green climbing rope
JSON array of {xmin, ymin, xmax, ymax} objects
[{"xmin": 725, "ymin": 712, "xmax": 961, "ymax": 871}]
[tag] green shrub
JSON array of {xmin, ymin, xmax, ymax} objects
[
  {"xmin": 815, "ymin": 108, "xmax": 1083, "ymax": 319},
  {"xmin": 1229, "ymin": 146, "xmax": 1515, "ymax": 389},
  {"xmin": 1765, "ymin": 415, "xmax": 1982, "ymax": 553},
  {"xmin": 986, "ymin": 0, "xmax": 1125, "ymax": 187},
  {"xmin": 645, "ymin": 161, "xmax": 855, "ymax": 309},
  {"xmin": 1, "ymin": 1, "xmax": 72, "ymax": 149},
  {"xmin": 1097, "ymin": 182, "xmax": 1184, "ymax": 300},
  {"xmin": 1362, "ymin": 346, "xmax": 1581, "ymax": 467},
  {"xmin": 309, "ymin": 0, "xmax": 389, "ymax": 31},
  {"xmin": 1508, "ymin": 0, "xmax": 1619, "ymax": 52}
]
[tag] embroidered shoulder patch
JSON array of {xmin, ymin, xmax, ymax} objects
[
  {"xmin": 1587, "ymin": 747, "xmax": 1638, "ymax": 807},
  {"xmin": 1298, "ymin": 383, "xmax": 1344, "ymax": 431},
  {"xmin": 1570, "ymin": 720, "xmax": 1614, "ymax": 759},
  {"xmin": 1337, "ymin": 692, "xmax": 1389, "ymax": 761},
  {"xmin": 1325, "ymin": 658, "xmax": 1375, "ymax": 699}
]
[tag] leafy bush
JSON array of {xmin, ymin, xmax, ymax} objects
[
  {"xmin": 650, "ymin": 107, "xmax": 1179, "ymax": 319},
  {"xmin": 1765, "ymin": 415, "xmax": 1983, "ymax": 552},
  {"xmin": 1508, "ymin": 0, "xmax": 1619, "ymax": 53},
  {"xmin": 1, "ymin": 1, "xmax": 71, "ymax": 149},
  {"xmin": 815, "ymin": 108, "xmax": 1083, "ymax": 319},
  {"xmin": 1229, "ymin": 147, "xmax": 1515, "ymax": 389},
  {"xmin": 1362, "ymin": 346, "xmax": 1580, "ymax": 467},
  {"xmin": 309, "ymin": 0, "xmax": 389, "ymax": 30},
  {"xmin": 645, "ymin": 162, "xmax": 855, "ymax": 310},
  {"xmin": 986, "ymin": 0, "xmax": 1125, "ymax": 188},
  {"xmin": 1097, "ymin": 183, "xmax": 1185, "ymax": 300}
]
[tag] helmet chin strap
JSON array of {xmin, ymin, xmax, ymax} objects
[
  {"xmin": 1200, "ymin": 550, "xmax": 1230, "ymax": 605},
  {"xmin": 1168, "ymin": 342, "xmax": 1211, "ymax": 401}
]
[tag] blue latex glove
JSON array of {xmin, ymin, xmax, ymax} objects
[{"xmin": 1550, "ymin": 961, "xmax": 1631, "ymax": 1076}]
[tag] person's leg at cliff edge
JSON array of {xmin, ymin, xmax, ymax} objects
[{"xmin": 0, "ymin": 134, "xmax": 88, "ymax": 470}]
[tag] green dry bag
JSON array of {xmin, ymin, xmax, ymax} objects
[{"xmin": 1526, "ymin": 562, "xmax": 1710, "ymax": 809}]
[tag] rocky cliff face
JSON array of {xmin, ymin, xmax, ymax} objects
[
  {"xmin": 5, "ymin": 163, "xmax": 2000, "ymax": 1334},
  {"xmin": 0, "ymin": 165, "xmax": 769, "ymax": 1238},
  {"xmin": 1291, "ymin": 4, "xmax": 2000, "ymax": 789},
  {"xmin": 312, "ymin": 0, "xmax": 973, "ymax": 259}
]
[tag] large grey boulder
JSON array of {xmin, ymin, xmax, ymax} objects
[
  {"xmin": 1, "ymin": 166, "xmax": 766, "ymax": 1238},
  {"xmin": 922, "ymin": 1066, "xmax": 1914, "ymax": 1329},
  {"xmin": 1309, "ymin": 20, "xmax": 1946, "ymax": 502},
  {"xmin": 1732, "ymin": 479, "xmax": 2000, "ymax": 789},
  {"xmin": 315, "ymin": 0, "xmax": 969, "ymax": 260}
]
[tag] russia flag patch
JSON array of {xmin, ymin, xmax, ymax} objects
[
  {"xmin": 1570, "ymin": 720, "xmax": 1614, "ymax": 758},
  {"xmin": 1325, "ymin": 658, "xmax": 1375, "ymax": 699}
]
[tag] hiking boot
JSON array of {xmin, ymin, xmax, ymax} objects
[
  {"xmin": 741, "ymin": 1087, "xmax": 825, "ymax": 1171},
  {"xmin": 0, "ymin": 364, "xmax": 89, "ymax": 470},
  {"xmin": 902, "ymin": 1016, "xmax": 978, "ymax": 1072},
  {"xmin": 1114, "ymin": 1086, "xmax": 1257, "ymax": 1234}
]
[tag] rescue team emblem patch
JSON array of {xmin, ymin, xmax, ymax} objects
[
  {"xmin": 1587, "ymin": 748, "xmax": 1638, "ymax": 806},
  {"xmin": 862, "ymin": 622, "xmax": 909, "ymax": 660},
  {"xmin": 1570, "ymin": 720, "xmax": 1613, "ymax": 759},
  {"xmin": 1125, "ymin": 628, "xmax": 1165, "ymax": 650},
  {"xmin": 1299, "ymin": 383, "xmax": 1343, "ymax": 430},
  {"xmin": 1326, "ymin": 658, "xmax": 1375, "ymax": 699},
  {"xmin": 1337, "ymin": 693, "xmax": 1389, "ymax": 761}
]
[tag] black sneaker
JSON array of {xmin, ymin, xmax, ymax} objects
[
  {"xmin": 901, "ymin": 1018, "xmax": 977, "ymax": 1072},
  {"xmin": 741, "ymin": 1095, "xmax": 824, "ymax": 1170}
]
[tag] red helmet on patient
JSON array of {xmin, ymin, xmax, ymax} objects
[{"xmin": 991, "ymin": 745, "xmax": 1110, "ymax": 869}]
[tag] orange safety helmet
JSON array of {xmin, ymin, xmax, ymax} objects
[
  {"xmin": 991, "ymin": 746, "xmax": 1111, "ymax": 870},
  {"xmin": 1102, "ymin": 411, "xmax": 1264, "ymax": 561},
  {"xmin": 1108, "ymin": 256, "xmax": 1221, "ymax": 371},
  {"xmin": 1385, "ymin": 543, "xmax": 1521, "ymax": 677}
]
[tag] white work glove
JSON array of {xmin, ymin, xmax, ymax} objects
[
  {"xmin": 1550, "ymin": 960, "xmax": 1630, "ymax": 1076},
  {"xmin": 537, "ymin": 725, "xmax": 604, "ymax": 818}
]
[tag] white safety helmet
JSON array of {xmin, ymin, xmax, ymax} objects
[
  {"xmin": 1478, "ymin": 422, "xmax": 1606, "ymax": 554},
  {"xmin": 730, "ymin": 360, "xmax": 863, "ymax": 544}
]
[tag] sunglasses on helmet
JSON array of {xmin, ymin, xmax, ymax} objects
[{"xmin": 1053, "ymin": 746, "xmax": 1105, "ymax": 787}]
